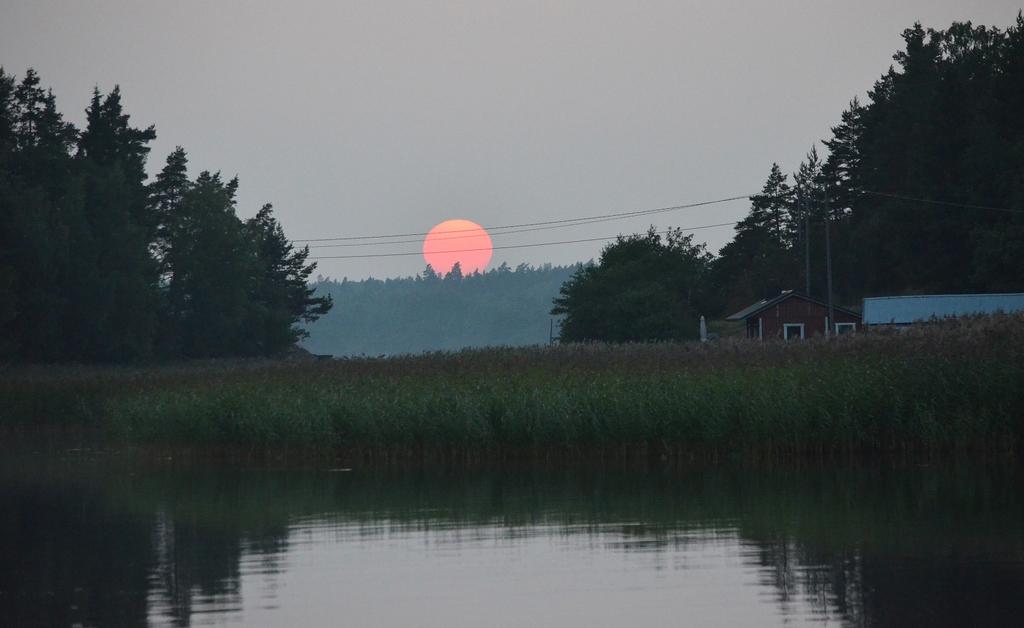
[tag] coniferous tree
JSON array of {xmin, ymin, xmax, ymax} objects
[
  {"xmin": 69, "ymin": 86, "xmax": 159, "ymax": 360},
  {"xmin": 789, "ymin": 147, "xmax": 828, "ymax": 299},
  {"xmin": 148, "ymin": 147, "xmax": 190, "ymax": 277},
  {"xmin": 421, "ymin": 264, "xmax": 440, "ymax": 282},
  {"xmin": 712, "ymin": 165, "xmax": 798, "ymax": 312},
  {"xmin": 1, "ymin": 69, "xmax": 79, "ymax": 361},
  {"xmin": 0, "ymin": 69, "xmax": 13, "ymax": 151},
  {"xmin": 446, "ymin": 262, "xmax": 463, "ymax": 282},
  {"xmin": 163, "ymin": 171, "xmax": 255, "ymax": 357},
  {"xmin": 0, "ymin": 68, "xmax": 20, "ymax": 357},
  {"xmin": 148, "ymin": 148, "xmax": 193, "ymax": 355},
  {"xmin": 245, "ymin": 203, "xmax": 332, "ymax": 354},
  {"xmin": 822, "ymin": 99, "xmax": 865, "ymax": 215}
]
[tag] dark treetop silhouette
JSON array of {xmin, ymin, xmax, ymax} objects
[{"xmin": 0, "ymin": 69, "xmax": 330, "ymax": 362}]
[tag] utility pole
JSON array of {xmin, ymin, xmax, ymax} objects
[
  {"xmin": 823, "ymin": 187, "xmax": 835, "ymax": 337},
  {"xmin": 549, "ymin": 318, "xmax": 555, "ymax": 345},
  {"xmin": 798, "ymin": 182, "xmax": 810, "ymax": 297}
]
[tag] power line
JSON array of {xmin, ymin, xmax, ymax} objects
[
  {"xmin": 303, "ymin": 190, "xmax": 1020, "ymax": 260},
  {"xmin": 309, "ymin": 221, "xmax": 577, "ymax": 249},
  {"xmin": 862, "ymin": 190, "xmax": 1024, "ymax": 215},
  {"xmin": 309, "ymin": 221, "xmax": 738, "ymax": 260},
  {"xmin": 308, "ymin": 209, "xmax": 730, "ymax": 249},
  {"xmin": 294, "ymin": 194, "xmax": 753, "ymax": 243}
]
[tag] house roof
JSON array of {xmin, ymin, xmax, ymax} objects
[
  {"xmin": 862, "ymin": 293, "xmax": 1024, "ymax": 325},
  {"xmin": 726, "ymin": 291, "xmax": 859, "ymax": 321}
]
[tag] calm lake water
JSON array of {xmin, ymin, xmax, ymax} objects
[{"xmin": 1, "ymin": 450, "xmax": 1022, "ymax": 627}]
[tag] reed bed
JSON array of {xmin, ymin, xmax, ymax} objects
[{"xmin": 2, "ymin": 314, "xmax": 1022, "ymax": 460}]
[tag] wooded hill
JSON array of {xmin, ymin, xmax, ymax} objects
[{"xmin": 301, "ymin": 263, "xmax": 578, "ymax": 356}]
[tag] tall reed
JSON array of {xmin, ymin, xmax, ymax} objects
[{"xmin": 2, "ymin": 314, "xmax": 1022, "ymax": 459}]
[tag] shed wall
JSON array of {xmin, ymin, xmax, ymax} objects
[
  {"xmin": 862, "ymin": 293, "xmax": 1024, "ymax": 325},
  {"xmin": 748, "ymin": 298, "xmax": 858, "ymax": 339}
]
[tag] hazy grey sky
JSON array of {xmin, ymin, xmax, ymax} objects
[{"xmin": 2, "ymin": 1, "xmax": 1021, "ymax": 279}]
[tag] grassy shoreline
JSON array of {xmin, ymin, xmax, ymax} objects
[{"xmin": 2, "ymin": 315, "xmax": 1023, "ymax": 461}]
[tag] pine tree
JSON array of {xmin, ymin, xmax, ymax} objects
[
  {"xmin": 822, "ymin": 99, "xmax": 865, "ymax": 216},
  {"xmin": 67, "ymin": 85, "xmax": 158, "ymax": 360},
  {"xmin": 0, "ymin": 68, "xmax": 17, "ymax": 153},
  {"xmin": 788, "ymin": 148, "xmax": 829, "ymax": 299},
  {"xmin": 421, "ymin": 264, "xmax": 440, "ymax": 282},
  {"xmin": 0, "ymin": 68, "xmax": 19, "ymax": 356},
  {"xmin": 1, "ymin": 69, "xmax": 79, "ymax": 361},
  {"xmin": 164, "ymin": 171, "xmax": 255, "ymax": 357},
  {"xmin": 747, "ymin": 163, "xmax": 792, "ymax": 246},
  {"xmin": 245, "ymin": 203, "xmax": 332, "ymax": 354},
  {"xmin": 446, "ymin": 262, "xmax": 463, "ymax": 282},
  {"xmin": 148, "ymin": 147, "xmax": 190, "ymax": 275},
  {"xmin": 712, "ymin": 165, "xmax": 799, "ymax": 312},
  {"xmin": 78, "ymin": 85, "xmax": 156, "ymax": 224}
]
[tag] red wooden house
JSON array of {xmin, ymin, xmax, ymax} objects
[{"xmin": 726, "ymin": 291, "xmax": 860, "ymax": 340}]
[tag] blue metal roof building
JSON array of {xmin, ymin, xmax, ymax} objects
[{"xmin": 862, "ymin": 293, "xmax": 1024, "ymax": 325}]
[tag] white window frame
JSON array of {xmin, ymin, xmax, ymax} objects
[
  {"xmin": 835, "ymin": 322, "xmax": 856, "ymax": 335},
  {"xmin": 783, "ymin": 323, "xmax": 805, "ymax": 340}
]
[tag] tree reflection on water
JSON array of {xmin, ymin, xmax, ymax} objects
[{"xmin": 1, "ymin": 456, "xmax": 1021, "ymax": 627}]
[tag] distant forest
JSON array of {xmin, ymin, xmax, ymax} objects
[
  {"xmin": 301, "ymin": 263, "xmax": 578, "ymax": 356},
  {"xmin": 0, "ymin": 69, "xmax": 330, "ymax": 363}
]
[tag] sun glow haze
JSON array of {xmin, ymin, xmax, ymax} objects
[{"xmin": 422, "ymin": 219, "xmax": 493, "ymax": 275}]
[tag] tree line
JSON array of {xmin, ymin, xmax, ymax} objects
[
  {"xmin": 555, "ymin": 16, "xmax": 1024, "ymax": 341},
  {"xmin": 302, "ymin": 262, "xmax": 578, "ymax": 356},
  {"xmin": 0, "ymin": 69, "xmax": 330, "ymax": 362}
]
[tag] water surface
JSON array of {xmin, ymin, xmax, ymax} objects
[{"xmin": 1, "ymin": 452, "xmax": 1021, "ymax": 627}]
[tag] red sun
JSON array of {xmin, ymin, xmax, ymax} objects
[{"xmin": 422, "ymin": 219, "xmax": 493, "ymax": 275}]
